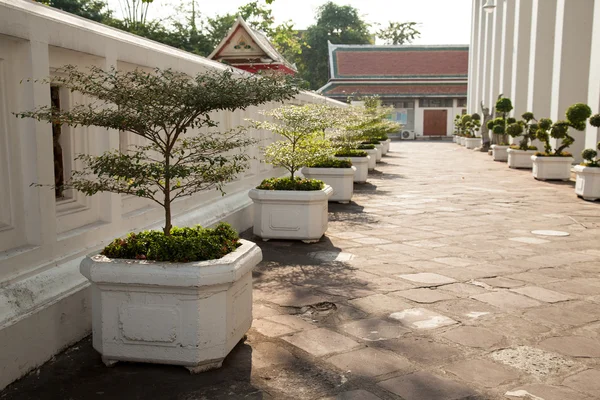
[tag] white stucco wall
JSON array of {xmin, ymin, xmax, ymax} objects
[{"xmin": 0, "ymin": 0, "xmax": 345, "ymax": 390}]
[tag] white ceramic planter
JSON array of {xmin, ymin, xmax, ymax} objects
[
  {"xmin": 465, "ymin": 138, "xmax": 481, "ymax": 149},
  {"xmin": 507, "ymin": 148, "xmax": 536, "ymax": 169},
  {"xmin": 574, "ymin": 165, "xmax": 600, "ymax": 201},
  {"xmin": 453, "ymin": 136, "xmax": 458, "ymax": 143},
  {"xmin": 531, "ymin": 156, "xmax": 574, "ymax": 181},
  {"xmin": 301, "ymin": 166, "xmax": 356, "ymax": 204},
  {"xmin": 336, "ymin": 156, "xmax": 369, "ymax": 183},
  {"xmin": 491, "ymin": 145, "xmax": 509, "ymax": 161},
  {"xmin": 362, "ymin": 149, "xmax": 377, "ymax": 170},
  {"xmin": 373, "ymin": 144, "xmax": 383, "ymax": 162},
  {"xmin": 382, "ymin": 139, "xmax": 391, "ymax": 155},
  {"xmin": 80, "ymin": 239, "xmax": 262, "ymax": 373},
  {"xmin": 460, "ymin": 137, "xmax": 466, "ymax": 146},
  {"xmin": 248, "ymin": 185, "xmax": 333, "ymax": 242}
]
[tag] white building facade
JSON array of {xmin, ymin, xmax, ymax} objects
[
  {"xmin": 468, "ymin": 0, "xmax": 600, "ymax": 161},
  {"xmin": 0, "ymin": 0, "xmax": 343, "ymax": 390}
]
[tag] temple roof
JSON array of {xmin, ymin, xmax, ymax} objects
[
  {"xmin": 208, "ymin": 16, "xmax": 296, "ymax": 73},
  {"xmin": 327, "ymin": 43, "xmax": 469, "ymax": 80},
  {"xmin": 320, "ymin": 82, "xmax": 468, "ymax": 98}
]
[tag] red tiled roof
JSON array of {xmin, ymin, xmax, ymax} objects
[
  {"xmin": 331, "ymin": 46, "xmax": 469, "ymax": 79},
  {"xmin": 322, "ymin": 83, "xmax": 468, "ymax": 97}
]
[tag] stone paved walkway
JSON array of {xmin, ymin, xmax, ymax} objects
[{"xmin": 3, "ymin": 141, "xmax": 600, "ymax": 400}]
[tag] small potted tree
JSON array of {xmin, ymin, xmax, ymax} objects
[
  {"xmin": 296, "ymin": 104, "xmax": 357, "ymax": 203},
  {"xmin": 506, "ymin": 112, "xmax": 538, "ymax": 169},
  {"xmin": 490, "ymin": 97, "xmax": 513, "ymax": 161},
  {"xmin": 249, "ymin": 105, "xmax": 335, "ymax": 242},
  {"xmin": 574, "ymin": 114, "xmax": 600, "ymax": 200},
  {"xmin": 333, "ymin": 108, "xmax": 371, "ymax": 183},
  {"xmin": 464, "ymin": 113, "xmax": 482, "ymax": 149},
  {"xmin": 531, "ymin": 104, "xmax": 591, "ymax": 180},
  {"xmin": 16, "ymin": 66, "xmax": 299, "ymax": 372}
]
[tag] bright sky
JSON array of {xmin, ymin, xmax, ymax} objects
[{"xmin": 106, "ymin": 0, "xmax": 472, "ymax": 45}]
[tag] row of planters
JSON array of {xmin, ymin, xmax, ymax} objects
[
  {"xmin": 454, "ymin": 96, "xmax": 600, "ymax": 201},
  {"xmin": 17, "ymin": 67, "xmax": 397, "ymax": 373},
  {"xmin": 250, "ymin": 96, "xmax": 398, "ymax": 243}
]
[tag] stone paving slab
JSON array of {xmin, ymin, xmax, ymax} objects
[{"xmin": 4, "ymin": 142, "xmax": 600, "ymax": 400}]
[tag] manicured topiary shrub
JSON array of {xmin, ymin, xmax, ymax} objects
[
  {"xmin": 581, "ymin": 146, "xmax": 599, "ymax": 167},
  {"xmin": 256, "ymin": 177, "xmax": 324, "ymax": 191},
  {"xmin": 363, "ymin": 139, "xmax": 382, "ymax": 145},
  {"xmin": 490, "ymin": 97, "xmax": 513, "ymax": 144},
  {"xmin": 535, "ymin": 103, "xmax": 592, "ymax": 156},
  {"xmin": 101, "ymin": 223, "xmax": 240, "ymax": 263}
]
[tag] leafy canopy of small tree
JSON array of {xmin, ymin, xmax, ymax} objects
[
  {"xmin": 16, "ymin": 65, "xmax": 299, "ymax": 235},
  {"xmin": 376, "ymin": 22, "xmax": 421, "ymax": 45},
  {"xmin": 506, "ymin": 112, "xmax": 537, "ymax": 151},
  {"xmin": 253, "ymin": 104, "xmax": 339, "ymax": 180},
  {"xmin": 339, "ymin": 96, "xmax": 401, "ymax": 147}
]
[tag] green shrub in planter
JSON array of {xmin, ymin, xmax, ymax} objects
[
  {"xmin": 335, "ymin": 149, "xmax": 368, "ymax": 157},
  {"xmin": 357, "ymin": 144, "xmax": 376, "ymax": 150},
  {"xmin": 256, "ymin": 177, "xmax": 325, "ymax": 191},
  {"xmin": 309, "ymin": 158, "xmax": 353, "ymax": 168},
  {"xmin": 581, "ymin": 114, "xmax": 600, "ymax": 166},
  {"xmin": 534, "ymin": 103, "xmax": 592, "ymax": 156},
  {"xmin": 102, "ymin": 223, "xmax": 240, "ymax": 262},
  {"xmin": 363, "ymin": 139, "xmax": 382, "ymax": 145},
  {"xmin": 506, "ymin": 112, "xmax": 538, "ymax": 151},
  {"xmin": 490, "ymin": 97, "xmax": 513, "ymax": 144}
]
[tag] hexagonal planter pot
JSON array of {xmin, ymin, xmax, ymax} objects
[
  {"xmin": 374, "ymin": 144, "xmax": 383, "ymax": 162},
  {"xmin": 574, "ymin": 165, "xmax": 600, "ymax": 201},
  {"xmin": 465, "ymin": 138, "xmax": 481, "ymax": 149},
  {"xmin": 491, "ymin": 145, "xmax": 509, "ymax": 161},
  {"xmin": 362, "ymin": 149, "xmax": 377, "ymax": 170},
  {"xmin": 79, "ymin": 239, "xmax": 262, "ymax": 373},
  {"xmin": 248, "ymin": 185, "xmax": 333, "ymax": 242},
  {"xmin": 301, "ymin": 166, "xmax": 356, "ymax": 203},
  {"xmin": 336, "ymin": 156, "xmax": 369, "ymax": 183},
  {"xmin": 507, "ymin": 148, "xmax": 536, "ymax": 169},
  {"xmin": 531, "ymin": 156, "xmax": 574, "ymax": 181}
]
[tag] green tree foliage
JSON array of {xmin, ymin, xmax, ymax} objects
[
  {"xmin": 37, "ymin": 0, "xmax": 112, "ymax": 22},
  {"xmin": 252, "ymin": 104, "xmax": 339, "ymax": 180},
  {"xmin": 534, "ymin": 103, "xmax": 592, "ymax": 155},
  {"xmin": 16, "ymin": 66, "xmax": 299, "ymax": 235},
  {"xmin": 296, "ymin": 2, "xmax": 373, "ymax": 90},
  {"xmin": 376, "ymin": 22, "xmax": 421, "ymax": 45}
]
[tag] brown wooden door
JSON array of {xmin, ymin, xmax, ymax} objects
[{"xmin": 423, "ymin": 110, "xmax": 448, "ymax": 136}]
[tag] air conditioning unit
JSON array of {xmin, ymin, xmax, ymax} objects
[{"xmin": 400, "ymin": 130, "xmax": 416, "ymax": 140}]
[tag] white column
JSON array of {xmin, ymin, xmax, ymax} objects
[
  {"xmin": 473, "ymin": 0, "xmax": 486, "ymax": 113},
  {"xmin": 526, "ymin": 0, "xmax": 558, "ymax": 118},
  {"xmin": 498, "ymin": 0, "xmax": 514, "ymax": 103},
  {"xmin": 550, "ymin": 0, "xmax": 594, "ymax": 161},
  {"xmin": 480, "ymin": 11, "xmax": 493, "ymax": 113},
  {"xmin": 510, "ymin": 0, "xmax": 533, "ymax": 118},
  {"xmin": 585, "ymin": 0, "xmax": 600, "ymax": 150},
  {"xmin": 487, "ymin": 0, "xmax": 504, "ymax": 108},
  {"xmin": 468, "ymin": 0, "xmax": 482, "ymax": 113}
]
